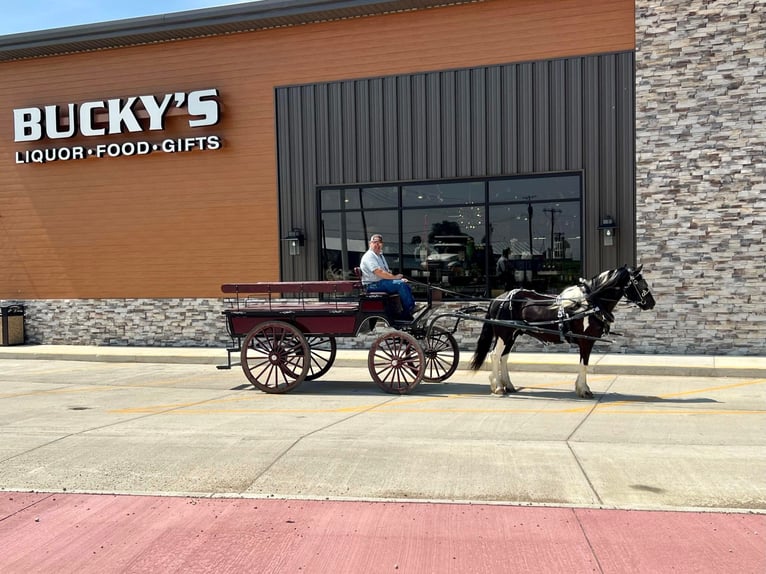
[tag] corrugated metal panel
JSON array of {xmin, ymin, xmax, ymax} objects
[
  {"xmin": 301, "ymin": 84, "xmax": 318, "ymax": 195},
  {"xmin": 471, "ymin": 68, "xmax": 487, "ymax": 176},
  {"xmin": 516, "ymin": 63, "xmax": 534, "ymax": 172},
  {"xmin": 342, "ymin": 82, "xmax": 358, "ymax": 184},
  {"xmin": 412, "ymin": 74, "xmax": 428, "ymax": 181},
  {"xmin": 328, "ymin": 83, "xmax": 344, "ymax": 183},
  {"xmin": 441, "ymin": 72, "xmax": 457, "ymax": 178},
  {"xmin": 565, "ymin": 58, "xmax": 583, "ymax": 169},
  {"xmin": 383, "ymin": 77, "xmax": 399, "ymax": 181},
  {"xmin": 369, "ymin": 79, "xmax": 385, "ymax": 182},
  {"xmin": 455, "ymin": 69, "xmax": 472, "ymax": 178},
  {"xmin": 599, "ymin": 55, "xmax": 619, "ymax": 270},
  {"xmin": 426, "ymin": 72, "xmax": 442, "ymax": 178},
  {"xmin": 276, "ymin": 51, "xmax": 635, "ymax": 280},
  {"xmin": 315, "ymin": 84, "xmax": 331, "ymax": 185},
  {"xmin": 582, "ymin": 56, "xmax": 602, "ymax": 270},
  {"xmin": 397, "ymin": 76, "xmax": 413, "ymax": 181},
  {"xmin": 616, "ymin": 53, "xmax": 636, "ymax": 257},
  {"xmin": 501, "ymin": 65, "xmax": 518, "ymax": 174},
  {"xmin": 486, "ymin": 66, "xmax": 502, "ymax": 175},
  {"xmin": 533, "ymin": 61, "xmax": 550, "ymax": 172},
  {"xmin": 355, "ymin": 81, "xmax": 371, "ymax": 184},
  {"xmin": 549, "ymin": 59, "xmax": 567, "ymax": 171}
]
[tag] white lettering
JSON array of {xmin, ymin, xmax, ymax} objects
[
  {"xmin": 45, "ymin": 104, "xmax": 77, "ymax": 139},
  {"xmin": 13, "ymin": 88, "xmax": 222, "ymax": 141},
  {"xmin": 106, "ymin": 143, "xmax": 122, "ymax": 157},
  {"xmin": 14, "ymin": 136, "xmax": 220, "ymax": 164},
  {"xmin": 187, "ymin": 88, "xmax": 220, "ymax": 127},
  {"xmin": 139, "ymin": 94, "xmax": 173, "ymax": 131},
  {"xmin": 80, "ymin": 101, "xmax": 106, "ymax": 137},
  {"xmin": 207, "ymin": 135, "xmax": 222, "ymax": 150},
  {"xmin": 107, "ymin": 97, "xmax": 141, "ymax": 134},
  {"xmin": 14, "ymin": 108, "xmax": 42, "ymax": 142}
]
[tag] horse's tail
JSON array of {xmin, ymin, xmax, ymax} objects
[{"xmin": 469, "ymin": 313, "xmax": 495, "ymax": 371}]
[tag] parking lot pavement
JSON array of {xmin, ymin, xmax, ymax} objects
[{"xmin": 1, "ymin": 359, "xmax": 764, "ymax": 572}]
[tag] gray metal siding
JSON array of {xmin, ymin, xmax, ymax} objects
[{"xmin": 276, "ymin": 51, "xmax": 635, "ymax": 280}]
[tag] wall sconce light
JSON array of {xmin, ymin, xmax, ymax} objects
[
  {"xmin": 598, "ymin": 216, "xmax": 617, "ymax": 247},
  {"xmin": 284, "ymin": 228, "xmax": 305, "ymax": 256}
]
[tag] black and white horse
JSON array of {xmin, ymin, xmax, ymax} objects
[{"xmin": 469, "ymin": 265, "xmax": 655, "ymax": 398}]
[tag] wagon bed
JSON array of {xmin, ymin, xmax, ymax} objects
[{"xmin": 220, "ymin": 279, "xmax": 460, "ymax": 395}]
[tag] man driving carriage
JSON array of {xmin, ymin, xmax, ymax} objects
[{"xmin": 360, "ymin": 233, "xmax": 416, "ymax": 321}]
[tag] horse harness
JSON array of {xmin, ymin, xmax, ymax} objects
[
  {"xmin": 497, "ymin": 286, "xmax": 610, "ymax": 343},
  {"xmin": 554, "ymin": 281, "xmax": 614, "ymax": 342}
]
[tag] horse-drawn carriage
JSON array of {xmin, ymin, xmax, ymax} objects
[
  {"xmin": 219, "ymin": 276, "xmax": 461, "ymax": 394},
  {"xmin": 220, "ymin": 265, "xmax": 655, "ymax": 398}
]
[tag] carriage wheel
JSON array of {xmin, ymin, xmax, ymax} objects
[
  {"xmin": 421, "ymin": 327, "xmax": 460, "ymax": 382},
  {"xmin": 368, "ymin": 332, "xmax": 425, "ymax": 394},
  {"xmin": 240, "ymin": 321, "xmax": 309, "ymax": 393},
  {"xmin": 303, "ymin": 336, "xmax": 337, "ymax": 381}
]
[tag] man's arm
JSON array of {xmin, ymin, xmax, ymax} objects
[{"xmin": 374, "ymin": 267, "xmax": 404, "ymax": 281}]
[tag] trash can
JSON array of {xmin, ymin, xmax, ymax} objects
[{"xmin": 0, "ymin": 304, "xmax": 25, "ymax": 346}]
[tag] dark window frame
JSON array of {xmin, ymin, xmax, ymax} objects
[{"xmin": 317, "ymin": 171, "xmax": 583, "ymax": 297}]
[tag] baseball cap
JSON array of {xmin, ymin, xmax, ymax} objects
[{"xmin": 369, "ymin": 234, "xmax": 383, "ymax": 242}]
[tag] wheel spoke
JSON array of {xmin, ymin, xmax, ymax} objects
[
  {"xmin": 303, "ymin": 336, "xmax": 337, "ymax": 381},
  {"xmin": 368, "ymin": 332, "xmax": 424, "ymax": 394},
  {"xmin": 421, "ymin": 328, "xmax": 459, "ymax": 383},
  {"xmin": 240, "ymin": 321, "xmax": 309, "ymax": 393}
]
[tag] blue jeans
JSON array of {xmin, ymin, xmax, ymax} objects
[{"xmin": 365, "ymin": 280, "xmax": 415, "ymax": 314}]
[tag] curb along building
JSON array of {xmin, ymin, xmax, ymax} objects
[{"xmin": 1, "ymin": 0, "xmax": 763, "ymax": 355}]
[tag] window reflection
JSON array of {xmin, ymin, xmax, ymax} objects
[
  {"xmin": 402, "ymin": 181, "xmax": 484, "ymax": 207},
  {"xmin": 319, "ymin": 174, "xmax": 582, "ymax": 297},
  {"xmin": 319, "ymin": 208, "xmax": 399, "ymax": 281}
]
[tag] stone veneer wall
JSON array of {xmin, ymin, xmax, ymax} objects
[
  {"xmin": 3, "ymin": 299, "xmax": 230, "ymax": 347},
  {"xmin": 631, "ymin": 0, "xmax": 765, "ymax": 355},
  {"xmin": 5, "ymin": 297, "xmax": 645, "ymax": 355}
]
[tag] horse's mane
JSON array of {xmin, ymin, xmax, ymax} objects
[
  {"xmin": 555, "ymin": 266, "xmax": 629, "ymax": 312},
  {"xmin": 586, "ymin": 267, "xmax": 629, "ymax": 300}
]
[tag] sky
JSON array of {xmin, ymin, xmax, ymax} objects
[{"xmin": 0, "ymin": 0, "xmax": 258, "ymax": 36}]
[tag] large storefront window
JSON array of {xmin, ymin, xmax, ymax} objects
[{"xmin": 319, "ymin": 174, "xmax": 581, "ymax": 298}]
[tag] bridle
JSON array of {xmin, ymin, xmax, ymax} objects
[{"xmin": 623, "ymin": 272, "xmax": 651, "ymax": 308}]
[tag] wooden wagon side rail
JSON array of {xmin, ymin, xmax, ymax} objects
[{"xmin": 221, "ymin": 280, "xmax": 362, "ymax": 311}]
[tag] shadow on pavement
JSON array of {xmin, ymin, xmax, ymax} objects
[{"xmin": 228, "ymin": 379, "xmax": 718, "ymax": 403}]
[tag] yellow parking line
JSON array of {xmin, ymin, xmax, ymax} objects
[{"xmin": 0, "ymin": 386, "xmax": 116, "ymax": 399}]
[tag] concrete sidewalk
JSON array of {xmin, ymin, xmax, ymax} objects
[
  {"xmin": 2, "ymin": 343, "xmax": 766, "ymax": 378},
  {"xmin": 1, "ymin": 356, "xmax": 764, "ymax": 572}
]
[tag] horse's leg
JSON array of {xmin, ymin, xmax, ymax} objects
[
  {"xmin": 488, "ymin": 335, "xmax": 506, "ymax": 395},
  {"xmin": 499, "ymin": 332, "xmax": 517, "ymax": 393},
  {"xmin": 575, "ymin": 341, "xmax": 594, "ymax": 399}
]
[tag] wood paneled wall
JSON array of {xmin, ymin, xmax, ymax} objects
[{"xmin": 0, "ymin": 0, "xmax": 634, "ymax": 299}]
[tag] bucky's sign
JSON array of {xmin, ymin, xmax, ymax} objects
[{"xmin": 13, "ymin": 88, "xmax": 222, "ymax": 164}]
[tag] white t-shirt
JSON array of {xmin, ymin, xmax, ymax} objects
[{"xmin": 360, "ymin": 249, "xmax": 389, "ymax": 284}]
